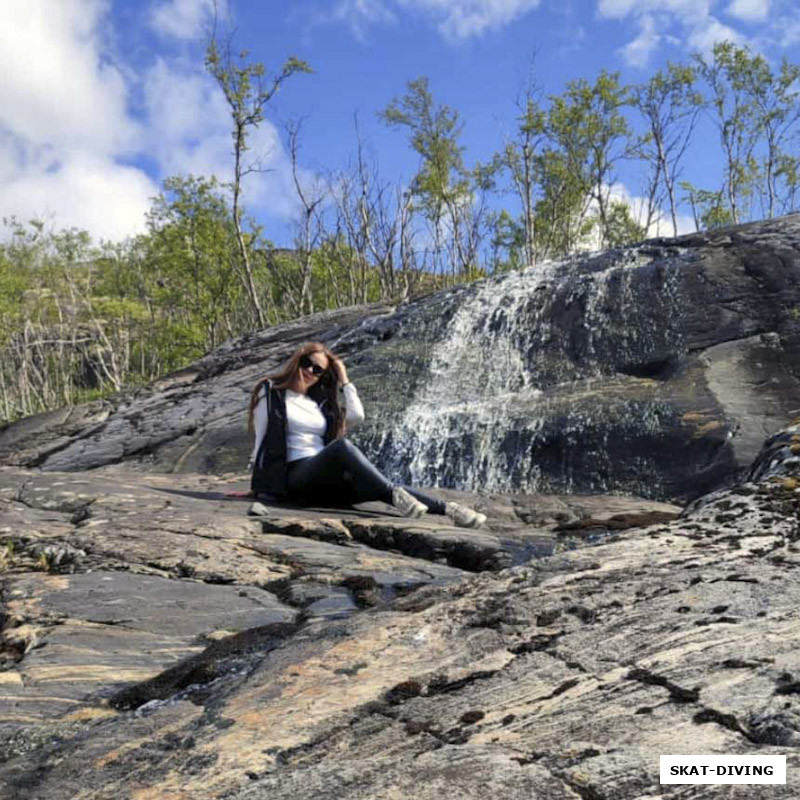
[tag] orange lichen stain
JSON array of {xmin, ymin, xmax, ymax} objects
[
  {"xmin": 180, "ymin": 625, "xmax": 433, "ymax": 787},
  {"xmin": 115, "ymin": 610, "xmax": 515, "ymax": 799},
  {"xmin": 196, "ymin": 624, "xmax": 517, "ymax": 799},
  {"xmin": 94, "ymin": 712, "xmax": 201, "ymax": 769},
  {"xmin": 96, "ymin": 746, "xmax": 134, "ymax": 769},
  {"xmin": 61, "ymin": 707, "xmax": 119, "ymax": 722},
  {"xmin": 40, "ymin": 575, "xmax": 71, "ymax": 590},
  {"xmin": 690, "ymin": 420, "xmax": 725, "ymax": 439},
  {"xmin": 681, "ymin": 411, "xmax": 713, "ymax": 424},
  {"xmin": 132, "ymin": 790, "xmax": 191, "ymax": 800},
  {"xmin": 28, "ymin": 666, "xmax": 153, "ymax": 683},
  {"xmin": 1, "ymin": 695, "xmax": 78, "ymax": 706}
]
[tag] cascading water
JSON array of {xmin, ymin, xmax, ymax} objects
[
  {"xmin": 373, "ymin": 246, "xmax": 686, "ymax": 495},
  {"xmin": 380, "ymin": 263, "xmax": 559, "ymax": 492}
]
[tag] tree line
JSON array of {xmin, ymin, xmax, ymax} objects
[{"xmin": 1, "ymin": 39, "xmax": 799, "ymax": 423}]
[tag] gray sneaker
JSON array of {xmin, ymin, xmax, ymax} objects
[
  {"xmin": 445, "ymin": 501, "xmax": 487, "ymax": 528},
  {"xmin": 392, "ymin": 487, "xmax": 428, "ymax": 518}
]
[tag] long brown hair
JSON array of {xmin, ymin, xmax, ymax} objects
[{"xmin": 247, "ymin": 341, "xmax": 345, "ymax": 438}]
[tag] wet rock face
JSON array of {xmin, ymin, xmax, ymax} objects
[
  {"xmin": 353, "ymin": 223, "xmax": 800, "ymax": 501},
  {"xmin": 2, "ymin": 216, "xmax": 800, "ymax": 502}
]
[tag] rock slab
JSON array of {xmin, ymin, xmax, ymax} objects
[{"xmin": 0, "ymin": 427, "xmax": 796, "ymax": 799}]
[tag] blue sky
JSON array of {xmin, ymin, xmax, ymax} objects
[{"xmin": 1, "ymin": 0, "xmax": 799, "ymax": 244}]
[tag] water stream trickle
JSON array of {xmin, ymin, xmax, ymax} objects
[
  {"xmin": 381, "ymin": 261, "xmax": 567, "ymax": 492},
  {"xmin": 377, "ymin": 246, "xmax": 683, "ymax": 494}
]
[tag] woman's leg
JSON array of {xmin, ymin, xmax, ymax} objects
[
  {"xmin": 400, "ymin": 486, "xmax": 446, "ymax": 515},
  {"xmin": 286, "ymin": 439, "xmax": 393, "ymax": 505},
  {"xmin": 286, "ymin": 439, "xmax": 448, "ymax": 514}
]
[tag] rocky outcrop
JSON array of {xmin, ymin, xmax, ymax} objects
[
  {"xmin": 0, "ymin": 464, "xmax": 676, "ymax": 751},
  {"xmin": 0, "ymin": 422, "xmax": 797, "ymax": 799},
  {"xmin": 2, "ymin": 216, "xmax": 800, "ymax": 502},
  {"xmin": 1, "ymin": 216, "xmax": 799, "ymax": 799}
]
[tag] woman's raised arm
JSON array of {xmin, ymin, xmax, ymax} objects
[{"xmin": 331, "ymin": 356, "xmax": 364, "ymax": 426}]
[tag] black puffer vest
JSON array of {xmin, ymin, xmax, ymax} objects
[{"xmin": 250, "ymin": 381, "xmax": 337, "ymax": 498}]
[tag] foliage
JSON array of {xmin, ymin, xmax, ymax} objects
[
  {"xmin": 0, "ymin": 246, "xmax": 30, "ymax": 346},
  {"xmin": 488, "ymin": 209, "xmax": 527, "ymax": 271},
  {"xmin": 548, "ymin": 70, "xmax": 633, "ymax": 248},
  {"xmin": 497, "ymin": 85, "xmax": 547, "ymax": 266},
  {"xmin": 380, "ymin": 77, "xmax": 491, "ymax": 280},
  {"xmin": 694, "ymin": 42, "xmax": 763, "ymax": 224},
  {"xmin": 206, "ymin": 34, "xmax": 311, "ymax": 327},
  {"xmin": 2, "ymin": 45, "xmax": 800, "ymax": 424},
  {"xmin": 145, "ymin": 174, "xmax": 242, "ymax": 353},
  {"xmin": 679, "ymin": 182, "xmax": 735, "ymax": 230},
  {"xmin": 380, "ymin": 77, "xmax": 468, "ymax": 220},
  {"xmin": 531, "ymin": 149, "xmax": 596, "ymax": 258},
  {"xmin": 605, "ymin": 201, "xmax": 647, "ymax": 247},
  {"xmin": 630, "ymin": 63, "xmax": 703, "ymax": 236}
]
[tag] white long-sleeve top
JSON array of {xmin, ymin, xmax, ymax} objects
[{"xmin": 250, "ymin": 383, "xmax": 365, "ymax": 467}]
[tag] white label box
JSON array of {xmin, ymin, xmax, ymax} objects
[{"xmin": 660, "ymin": 755, "xmax": 786, "ymax": 784}]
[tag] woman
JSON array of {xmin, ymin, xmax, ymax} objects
[{"xmin": 248, "ymin": 342, "xmax": 486, "ymax": 528}]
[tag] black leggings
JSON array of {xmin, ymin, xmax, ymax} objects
[{"xmin": 285, "ymin": 438, "xmax": 446, "ymax": 515}]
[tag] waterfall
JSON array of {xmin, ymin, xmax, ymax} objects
[
  {"xmin": 381, "ymin": 261, "xmax": 564, "ymax": 492},
  {"xmin": 377, "ymin": 247, "xmax": 683, "ymax": 494}
]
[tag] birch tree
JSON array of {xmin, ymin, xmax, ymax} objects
[
  {"xmin": 498, "ymin": 75, "xmax": 547, "ymax": 266},
  {"xmin": 380, "ymin": 77, "xmax": 474, "ymax": 281},
  {"xmin": 631, "ymin": 63, "xmax": 702, "ymax": 236},
  {"xmin": 694, "ymin": 42, "xmax": 761, "ymax": 224},
  {"xmin": 547, "ymin": 70, "xmax": 633, "ymax": 248},
  {"xmin": 206, "ymin": 34, "xmax": 311, "ymax": 328}
]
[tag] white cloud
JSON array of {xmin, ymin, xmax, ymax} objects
[
  {"xmin": 619, "ymin": 14, "xmax": 660, "ymax": 66},
  {"xmin": 726, "ymin": 0, "xmax": 769, "ymax": 22},
  {"xmin": 608, "ymin": 183, "xmax": 696, "ymax": 237},
  {"xmin": 557, "ymin": 24, "xmax": 586, "ymax": 57},
  {"xmin": 149, "ymin": 0, "xmax": 216, "ymax": 40},
  {"xmin": 332, "ymin": 0, "xmax": 397, "ymax": 39},
  {"xmin": 143, "ymin": 58, "xmax": 231, "ymax": 177},
  {"xmin": 142, "ymin": 58, "xmax": 302, "ymax": 220},
  {"xmin": 0, "ymin": 147, "xmax": 156, "ymax": 241},
  {"xmin": 596, "ymin": 0, "xmax": 638, "ymax": 19},
  {"xmin": 778, "ymin": 19, "xmax": 800, "ymax": 47},
  {"xmin": 598, "ymin": 0, "xmax": 712, "ymax": 21},
  {"xmin": 409, "ymin": 0, "xmax": 543, "ymax": 40},
  {"xmin": 0, "ymin": 0, "xmax": 303, "ymax": 242},
  {"xmin": 0, "ymin": 0, "xmax": 139, "ymax": 154},
  {"xmin": 596, "ymin": 0, "xmax": 745, "ymax": 63},
  {"xmin": 581, "ymin": 184, "xmax": 695, "ymax": 248},
  {"xmin": 687, "ymin": 16, "xmax": 744, "ymax": 51},
  {"xmin": 0, "ymin": 0, "xmax": 154, "ymax": 239},
  {"xmin": 331, "ymin": 0, "xmax": 542, "ymax": 41}
]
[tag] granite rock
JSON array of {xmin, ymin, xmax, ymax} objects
[{"xmin": 0, "ymin": 427, "xmax": 796, "ymax": 799}]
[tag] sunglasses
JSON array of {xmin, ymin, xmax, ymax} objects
[{"xmin": 300, "ymin": 356, "xmax": 327, "ymax": 377}]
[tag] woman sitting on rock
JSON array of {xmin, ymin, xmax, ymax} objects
[{"xmin": 247, "ymin": 341, "xmax": 486, "ymax": 528}]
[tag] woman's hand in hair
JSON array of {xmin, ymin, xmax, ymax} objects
[{"xmin": 330, "ymin": 355, "xmax": 348, "ymax": 385}]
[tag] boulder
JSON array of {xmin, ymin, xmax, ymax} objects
[{"xmin": 1, "ymin": 216, "xmax": 799, "ymax": 799}]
